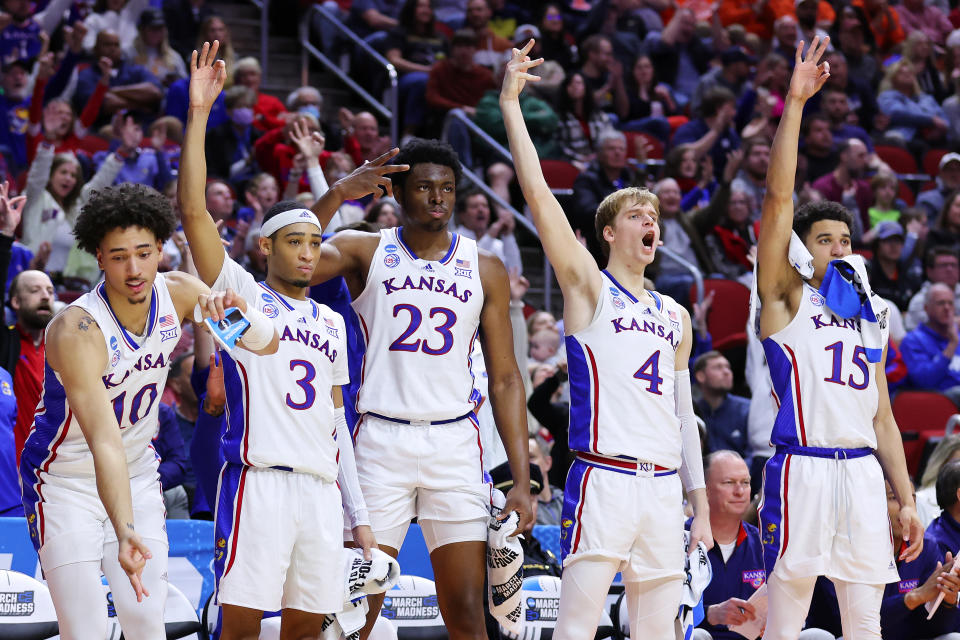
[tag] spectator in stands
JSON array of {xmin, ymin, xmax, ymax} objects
[
  {"xmin": 944, "ymin": 71, "xmax": 960, "ymax": 145},
  {"xmin": 865, "ymin": 173, "xmax": 899, "ymax": 230},
  {"xmin": 811, "ymin": 139, "xmax": 872, "ymax": 237},
  {"xmin": 234, "ymin": 57, "xmax": 287, "ymax": 133},
  {"xmin": 0, "ymin": 0, "xmax": 69, "ymax": 66},
  {"xmin": 647, "ymin": 7, "xmax": 712, "ymax": 108},
  {"xmin": 528, "ymin": 434, "xmax": 563, "ymax": 526},
  {"xmin": 664, "ymin": 145, "xmax": 716, "ymax": 212},
  {"xmin": 196, "ymin": 15, "xmax": 235, "ymax": 85},
  {"xmin": 349, "ymin": 0, "xmax": 403, "ymax": 39},
  {"xmin": 853, "ymin": 0, "xmax": 905, "ymax": 55},
  {"xmin": 795, "ymin": 0, "xmax": 833, "ymax": 45},
  {"xmin": 691, "ymin": 47, "xmax": 756, "ymax": 129},
  {"xmin": 920, "ymin": 154, "xmax": 960, "ymax": 222},
  {"xmin": 205, "ymin": 85, "xmax": 260, "ymax": 183},
  {"xmin": 237, "ymin": 173, "xmax": 278, "ymax": 228},
  {"xmin": 21, "ymin": 144, "xmax": 121, "ymax": 277},
  {"xmin": 878, "ymin": 59, "xmax": 949, "ymax": 146},
  {"xmin": 155, "ymin": 403, "xmax": 189, "ymax": 518},
  {"xmin": 619, "ymin": 53, "xmax": 674, "ymax": 143},
  {"xmin": 527, "ymin": 364, "xmax": 570, "ymax": 487},
  {"xmin": 692, "ymin": 451, "xmax": 764, "ymax": 640},
  {"xmin": 464, "ymin": 0, "xmax": 511, "ymax": 71},
  {"xmin": 900, "ymin": 283, "xmax": 960, "ymax": 405},
  {"xmin": 385, "ymin": 0, "xmax": 448, "ymax": 137},
  {"xmin": 897, "ymin": 0, "xmax": 953, "ymax": 48},
  {"xmin": 0, "ymin": 59, "xmax": 31, "ymax": 172},
  {"xmin": 95, "ymin": 110, "xmax": 173, "ymax": 191},
  {"xmin": 869, "ymin": 221, "xmax": 923, "ymax": 312},
  {"xmin": 338, "ymin": 110, "xmax": 393, "ymax": 168},
  {"xmin": 903, "ymin": 31, "xmax": 949, "ymax": 105},
  {"xmin": 425, "ymin": 27, "xmax": 496, "ymax": 127},
  {"xmin": 926, "ymin": 460, "xmax": 960, "ymax": 557},
  {"xmin": 917, "ymin": 436, "xmax": 960, "ymax": 526},
  {"xmin": 835, "ymin": 6, "xmax": 882, "ymax": 87},
  {"xmin": 577, "ymin": 34, "xmax": 626, "ymax": 117},
  {"xmin": 453, "ymin": 188, "xmax": 522, "ymax": 274},
  {"xmin": 125, "ymin": 8, "xmax": 187, "ymax": 87},
  {"xmin": 694, "ymin": 352, "xmax": 750, "ymax": 457},
  {"xmin": 704, "ymin": 188, "xmax": 757, "ymax": 285},
  {"xmin": 930, "ymin": 190, "xmax": 960, "ymax": 251},
  {"xmin": 364, "ymin": 198, "xmax": 400, "ymax": 229},
  {"xmin": 800, "ymin": 113, "xmax": 838, "ymax": 183},
  {"xmin": 555, "ymin": 71, "xmax": 615, "ymax": 171},
  {"xmin": 717, "ymin": 0, "xmax": 792, "ymax": 41},
  {"xmin": 819, "ymin": 86, "xmax": 872, "ymax": 152},
  {"xmin": 164, "ymin": 0, "xmax": 215, "ymax": 61},
  {"xmin": 75, "ymin": 30, "xmax": 163, "ymax": 124},
  {"xmin": 770, "ymin": 14, "xmax": 800, "ymax": 61},
  {"xmin": 570, "ymin": 130, "xmax": 639, "ymax": 260},
  {"xmin": 817, "ymin": 50, "xmax": 880, "ymax": 131},
  {"xmin": 537, "ymin": 3, "xmax": 576, "ymax": 72},
  {"xmin": 672, "ymin": 87, "xmax": 741, "ymax": 181},
  {"xmin": 906, "ymin": 247, "xmax": 960, "ymax": 331},
  {"xmin": 83, "ymin": 0, "xmax": 148, "ymax": 51},
  {"xmin": 730, "ymin": 137, "xmax": 770, "ymax": 222}
]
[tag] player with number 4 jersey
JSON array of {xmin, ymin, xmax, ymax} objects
[{"xmin": 179, "ymin": 42, "xmax": 408, "ymax": 639}]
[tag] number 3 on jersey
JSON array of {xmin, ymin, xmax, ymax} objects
[
  {"xmin": 389, "ymin": 303, "xmax": 457, "ymax": 355},
  {"xmin": 633, "ymin": 351, "xmax": 663, "ymax": 395}
]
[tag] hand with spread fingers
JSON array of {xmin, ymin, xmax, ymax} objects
[
  {"xmin": 190, "ymin": 40, "xmax": 227, "ymax": 112},
  {"xmin": 787, "ymin": 35, "xmax": 831, "ymax": 102},
  {"xmin": 500, "ymin": 39, "xmax": 543, "ymax": 103},
  {"xmin": 330, "ymin": 148, "xmax": 409, "ymax": 201}
]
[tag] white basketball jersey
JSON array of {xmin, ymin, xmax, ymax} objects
[
  {"xmin": 762, "ymin": 282, "xmax": 890, "ymax": 449},
  {"xmin": 22, "ymin": 275, "xmax": 181, "ymax": 478},
  {"xmin": 214, "ymin": 256, "xmax": 348, "ymax": 480},
  {"xmin": 565, "ymin": 272, "xmax": 684, "ymax": 468},
  {"xmin": 351, "ymin": 228, "xmax": 484, "ymax": 421}
]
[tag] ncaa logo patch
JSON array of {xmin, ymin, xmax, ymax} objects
[
  {"xmin": 262, "ymin": 303, "xmax": 279, "ymax": 318},
  {"xmin": 261, "ymin": 292, "xmax": 274, "ymax": 303},
  {"xmin": 384, "ymin": 253, "xmax": 400, "ymax": 268},
  {"xmin": 385, "ymin": 244, "xmax": 399, "ymax": 253},
  {"xmin": 742, "ymin": 569, "xmax": 766, "ymax": 588},
  {"xmin": 810, "ymin": 292, "xmax": 825, "ymax": 307},
  {"xmin": 109, "ymin": 336, "xmax": 121, "ymax": 367}
]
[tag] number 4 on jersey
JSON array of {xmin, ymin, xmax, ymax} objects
[{"xmin": 633, "ymin": 351, "xmax": 663, "ymax": 395}]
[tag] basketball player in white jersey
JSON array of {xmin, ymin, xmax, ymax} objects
[
  {"xmin": 500, "ymin": 42, "xmax": 712, "ymax": 639},
  {"xmin": 307, "ymin": 125, "xmax": 533, "ymax": 640},
  {"xmin": 756, "ymin": 37, "xmax": 922, "ymax": 639},
  {"xmin": 18, "ymin": 180, "xmax": 279, "ymax": 639},
  {"xmin": 179, "ymin": 42, "xmax": 408, "ymax": 640}
]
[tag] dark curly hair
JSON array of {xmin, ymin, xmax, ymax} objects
[
  {"xmin": 74, "ymin": 183, "xmax": 177, "ymax": 254},
  {"xmin": 391, "ymin": 138, "xmax": 462, "ymax": 195},
  {"xmin": 793, "ymin": 200, "xmax": 854, "ymax": 243}
]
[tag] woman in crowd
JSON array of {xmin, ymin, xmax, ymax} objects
[
  {"xmin": 555, "ymin": 71, "xmax": 615, "ymax": 171},
  {"xmin": 125, "ymin": 8, "xmax": 188, "ymax": 86},
  {"xmin": 364, "ymin": 198, "xmax": 400, "ymax": 229},
  {"xmin": 878, "ymin": 58, "xmax": 948, "ymax": 145},
  {"xmin": 619, "ymin": 54, "xmax": 675, "ymax": 143},
  {"xmin": 703, "ymin": 188, "xmax": 757, "ymax": 286},
  {"xmin": 929, "ymin": 189, "xmax": 960, "ymax": 250}
]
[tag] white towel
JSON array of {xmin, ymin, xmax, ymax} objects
[
  {"xmin": 321, "ymin": 548, "xmax": 402, "ymax": 640},
  {"xmin": 678, "ymin": 534, "xmax": 713, "ymax": 639},
  {"xmin": 818, "ymin": 254, "xmax": 887, "ymax": 362},
  {"xmin": 488, "ymin": 489, "xmax": 525, "ymax": 636}
]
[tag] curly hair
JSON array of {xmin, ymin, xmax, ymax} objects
[
  {"xmin": 391, "ymin": 137, "xmax": 462, "ymax": 195},
  {"xmin": 792, "ymin": 200, "xmax": 854, "ymax": 243},
  {"xmin": 74, "ymin": 183, "xmax": 177, "ymax": 254}
]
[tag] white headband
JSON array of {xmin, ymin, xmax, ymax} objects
[{"xmin": 259, "ymin": 208, "xmax": 323, "ymax": 239}]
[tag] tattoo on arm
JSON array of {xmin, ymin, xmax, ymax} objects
[{"xmin": 78, "ymin": 315, "xmax": 95, "ymax": 331}]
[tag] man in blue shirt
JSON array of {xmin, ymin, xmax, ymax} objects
[
  {"xmin": 672, "ymin": 87, "xmax": 741, "ymax": 181},
  {"xmin": 0, "ymin": 58, "xmax": 30, "ymax": 171},
  {"xmin": 690, "ymin": 451, "xmax": 765, "ymax": 639},
  {"xmin": 900, "ymin": 283, "xmax": 960, "ymax": 406},
  {"xmin": 694, "ymin": 351, "xmax": 750, "ymax": 458},
  {"xmin": 0, "ymin": 365, "xmax": 18, "ymax": 516}
]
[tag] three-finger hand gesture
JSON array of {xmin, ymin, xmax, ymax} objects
[
  {"xmin": 500, "ymin": 39, "xmax": 543, "ymax": 102},
  {"xmin": 331, "ymin": 148, "xmax": 409, "ymax": 201},
  {"xmin": 787, "ymin": 36, "xmax": 830, "ymax": 102},
  {"xmin": 190, "ymin": 40, "xmax": 226, "ymax": 111}
]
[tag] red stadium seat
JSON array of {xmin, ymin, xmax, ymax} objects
[
  {"xmin": 892, "ymin": 390, "xmax": 959, "ymax": 475},
  {"xmin": 923, "ymin": 149, "xmax": 949, "ymax": 178},
  {"xmin": 689, "ymin": 279, "xmax": 751, "ymax": 352},
  {"xmin": 624, "ymin": 131, "xmax": 664, "ymax": 160},
  {"xmin": 876, "ymin": 145, "xmax": 919, "ymax": 175},
  {"xmin": 540, "ymin": 159, "xmax": 580, "ymax": 192}
]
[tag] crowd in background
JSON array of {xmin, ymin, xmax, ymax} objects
[{"xmin": 3, "ymin": 0, "xmax": 960, "ymax": 637}]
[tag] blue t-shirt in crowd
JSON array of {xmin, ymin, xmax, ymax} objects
[{"xmin": 0, "ymin": 367, "xmax": 19, "ymax": 516}]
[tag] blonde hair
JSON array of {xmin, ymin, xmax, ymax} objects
[
  {"xmin": 594, "ymin": 187, "xmax": 659, "ymax": 256},
  {"xmin": 921, "ymin": 434, "xmax": 960, "ymax": 488},
  {"xmin": 879, "ymin": 59, "xmax": 922, "ymax": 95}
]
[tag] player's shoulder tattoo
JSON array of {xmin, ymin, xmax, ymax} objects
[{"xmin": 77, "ymin": 313, "xmax": 96, "ymax": 332}]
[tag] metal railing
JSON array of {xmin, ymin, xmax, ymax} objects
[
  {"xmin": 300, "ymin": 4, "xmax": 399, "ymax": 144},
  {"xmin": 657, "ymin": 246, "xmax": 705, "ymax": 306},
  {"xmin": 247, "ymin": 0, "xmax": 270, "ymax": 79}
]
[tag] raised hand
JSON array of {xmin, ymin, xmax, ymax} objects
[
  {"xmin": 787, "ymin": 36, "xmax": 831, "ymax": 102},
  {"xmin": 189, "ymin": 40, "xmax": 226, "ymax": 111},
  {"xmin": 66, "ymin": 22, "xmax": 88, "ymax": 54},
  {"xmin": 500, "ymin": 39, "xmax": 543, "ymax": 102},
  {"xmin": 36, "ymin": 52, "xmax": 55, "ymax": 81},
  {"xmin": 98, "ymin": 56, "xmax": 113, "ymax": 81},
  {"xmin": 331, "ymin": 148, "xmax": 409, "ymax": 201},
  {"xmin": 0, "ymin": 180, "xmax": 25, "ymax": 237},
  {"xmin": 290, "ymin": 118, "xmax": 326, "ymax": 163}
]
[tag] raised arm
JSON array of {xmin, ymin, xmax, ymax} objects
[
  {"xmin": 500, "ymin": 41, "xmax": 601, "ymax": 317},
  {"xmin": 179, "ymin": 41, "xmax": 229, "ymax": 285},
  {"xmin": 757, "ymin": 38, "xmax": 830, "ymax": 310},
  {"xmin": 46, "ymin": 309, "xmax": 153, "ymax": 600}
]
